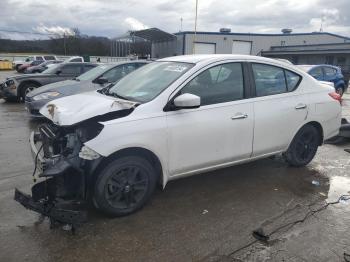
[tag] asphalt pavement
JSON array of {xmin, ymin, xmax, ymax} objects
[{"xmin": 0, "ymin": 70, "xmax": 350, "ymax": 262}]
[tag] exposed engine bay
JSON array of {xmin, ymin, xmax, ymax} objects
[{"xmin": 14, "ymin": 107, "xmax": 135, "ymax": 231}]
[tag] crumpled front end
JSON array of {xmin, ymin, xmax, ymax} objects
[{"xmin": 14, "ymin": 122, "xmax": 104, "ymax": 227}]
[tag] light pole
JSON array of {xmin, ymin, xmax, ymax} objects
[{"xmin": 193, "ymin": 0, "xmax": 198, "ymax": 54}]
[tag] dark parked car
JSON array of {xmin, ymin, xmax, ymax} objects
[
  {"xmin": 297, "ymin": 64, "xmax": 347, "ymax": 96},
  {"xmin": 0, "ymin": 62, "xmax": 97, "ymax": 102},
  {"xmin": 24, "ymin": 60, "xmax": 63, "ymax": 74},
  {"xmin": 18, "ymin": 60, "xmax": 45, "ymax": 73},
  {"xmin": 25, "ymin": 61, "xmax": 149, "ymax": 116}
]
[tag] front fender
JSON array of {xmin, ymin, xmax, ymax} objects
[{"xmin": 84, "ymin": 117, "xmax": 169, "ymax": 187}]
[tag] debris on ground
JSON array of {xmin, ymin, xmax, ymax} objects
[
  {"xmin": 312, "ymin": 180, "xmax": 320, "ymax": 186},
  {"xmin": 202, "ymin": 209, "xmax": 208, "ymax": 215}
]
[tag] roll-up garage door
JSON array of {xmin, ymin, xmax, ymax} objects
[
  {"xmin": 232, "ymin": 41, "xmax": 252, "ymax": 55},
  {"xmin": 194, "ymin": 43, "xmax": 216, "ymax": 54}
]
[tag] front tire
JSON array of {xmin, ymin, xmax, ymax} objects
[
  {"xmin": 284, "ymin": 125, "xmax": 320, "ymax": 167},
  {"xmin": 20, "ymin": 83, "xmax": 40, "ymax": 101},
  {"xmin": 93, "ymin": 156, "xmax": 157, "ymax": 217}
]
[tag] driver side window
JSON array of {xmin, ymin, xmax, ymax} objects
[
  {"xmin": 181, "ymin": 63, "xmax": 244, "ymax": 106},
  {"xmin": 101, "ymin": 64, "xmax": 137, "ymax": 83}
]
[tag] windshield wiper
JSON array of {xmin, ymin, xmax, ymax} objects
[
  {"xmin": 97, "ymin": 83, "xmax": 114, "ymax": 95},
  {"xmin": 110, "ymin": 92, "xmax": 131, "ymax": 101}
]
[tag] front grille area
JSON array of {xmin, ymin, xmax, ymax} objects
[{"xmin": 39, "ymin": 124, "xmax": 60, "ymax": 158}]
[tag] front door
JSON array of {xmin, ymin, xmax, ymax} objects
[{"xmin": 166, "ymin": 62, "xmax": 254, "ymax": 176}]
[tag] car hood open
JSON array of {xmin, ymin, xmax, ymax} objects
[{"xmin": 39, "ymin": 91, "xmax": 139, "ymax": 126}]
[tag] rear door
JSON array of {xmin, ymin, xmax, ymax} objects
[
  {"xmin": 166, "ymin": 62, "xmax": 254, "ymax": 176},
  {"xmin": 249, "ymin": 63, "xmax": 307, "ymax": 156}
]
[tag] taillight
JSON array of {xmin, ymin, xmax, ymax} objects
[{"xmin": 329, "ymin": 92, "xmax": 342, "ymax": 104}]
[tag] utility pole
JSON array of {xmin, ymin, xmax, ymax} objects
[
  {"xmin": 193, "ymin": 0, "xmax": 198, "ymax": 54},
  {"xmin": 63, "ymin": 33, "xmax": 67, "ymax": 55},
  {"xmin": 180, "ymin": 17, "xmax": 183, "ymax": 32}
]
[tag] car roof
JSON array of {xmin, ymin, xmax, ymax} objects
[
  {"xmin": 157, "ymin": 54, "xmax": 293, "ymax": 66},
  {"xmin": 105, "ymin": 60, "xmax": 150, "ymax": 66},
  {"xmin": 59, "ymin": 62, "xmax": 97, "ymax": 65}
]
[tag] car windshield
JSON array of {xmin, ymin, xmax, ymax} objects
[
  {"xmin": 42, "ymin": 64, "xmax": 61, "ymax": 74},
  {"xmin": 77, "ymin": 64, "xmax": 114, "ymax": 81},
  {"xmin": 108, "ymin": 62, "xmax": 193, "ymax": 103}
]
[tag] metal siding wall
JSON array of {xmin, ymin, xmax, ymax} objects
[
  {"xmin": 152, "ymin": 40, "xmax": 178, "ymax": 58},
  {"xmin": 182, "ymin": 33, "xmax": 347, "ymax": 55}
]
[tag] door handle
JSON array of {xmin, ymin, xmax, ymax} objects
[
  {"xmin": 295, "ymin": 104, "xmax": 307, "ymax": 110},
  {"xmin": 231, "ymin": 113, "xmax": 248, "ymax": 120}
]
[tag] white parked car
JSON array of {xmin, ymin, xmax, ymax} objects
[
  {"xmin": 15, "ymin": 55, "xmax": 342, "ymax": 223},
  {"xmin": 65, "ymin": 56, "xmax": 84, "ymax": 63}
]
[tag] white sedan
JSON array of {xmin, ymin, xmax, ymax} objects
[{"xmin": 16, "ymin": 55, "xmax": 342, "ymax": 220}]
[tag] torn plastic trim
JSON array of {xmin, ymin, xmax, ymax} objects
[{"xmin": 79, "ymin": 145, "xmax": 101, "ymax": 160}]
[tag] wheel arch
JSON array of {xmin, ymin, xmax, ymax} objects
[
  {"xmin": 90, "ymin": 147, "xmax": 165, "ymax": 193},
  {"xmin": 307, "ymin": 121, "xmax": 324, "ymax": 145},
  {"xmin": 289, "ymin": 121, "xmax": 324, "ymax": 148},
  {"xmin": 18, "ymin": 80, "xmax": 42, "ymax": 97}
]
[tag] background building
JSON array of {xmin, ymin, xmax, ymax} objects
[{"xmin": 144, "ymin": 28, "xmax": 350, "ymax": 71}]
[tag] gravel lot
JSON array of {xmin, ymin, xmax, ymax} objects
[{"xmin": 0, "ymin": 70, "xmax": 350, "ymax": 262}]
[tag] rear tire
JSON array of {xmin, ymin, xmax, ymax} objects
[
  {"xmin": 93, "ymin": 156, "xmax": 157, "ymax": 217},
  {"xmin": 284, "ymin": 125, "xmax": 320, "ymax": 167}
]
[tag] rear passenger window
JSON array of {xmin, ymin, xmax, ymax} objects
[
  {"xmin": 44, "ymin": 56, "xmax": 55, "ymax": 60},
  {"xmin": 71, "ymin": 58, "xmax": 83, "ymax": 62},
  {"xmin": 181, "ymin": 63, "xmax": 244, "ymax": 106},
  {"xmin": 61, "ymin": 64, "xmax": 82, "ymax": 75},
  {"xmin": 252, "ymin": 64, "xmax": 286, "ymax": 96},
  {"xmin": 324, "ymin": 67, "xmax": 336, "ymax": 77},
  {"xmin": 309, "ymin": 67, "xmax": 323, "ymax": 79},
  {"xmin": 285, "ymin": 70, "xmax": 301, "ymax": 91}
]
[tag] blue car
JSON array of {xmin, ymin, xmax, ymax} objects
[{"xmin": 297, "ymin": 64, "xmax": 347, "ymax": 96}]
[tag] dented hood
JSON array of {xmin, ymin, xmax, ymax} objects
[{"xmin": 39, "ymin": 91, "xmax": 138, "ymax": 126}]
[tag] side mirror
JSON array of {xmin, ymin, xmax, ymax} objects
[
  {"xmin": 95, "ymin": 77, "xmax": 109, "ymax": 85},
  {"xmin": 55, "ymin": 70, "xmax": 62, "ymax": 75},
  {"xmin": 173, "ymin": 93, "xmax": 200, "ymax": 109}
]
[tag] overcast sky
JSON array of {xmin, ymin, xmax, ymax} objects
[{"xmin": 1, "ymin": 0, "xmax": 350, "ymax": 40}]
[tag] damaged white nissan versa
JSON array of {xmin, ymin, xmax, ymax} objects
[{"xmin": 15, "ymin": 55, "xmax": 342, "ymax": 226}]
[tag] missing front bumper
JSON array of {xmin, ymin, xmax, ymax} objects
[{"xmin": 14, "ymin": 187, "xmax": 87, "ymax": 225}]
